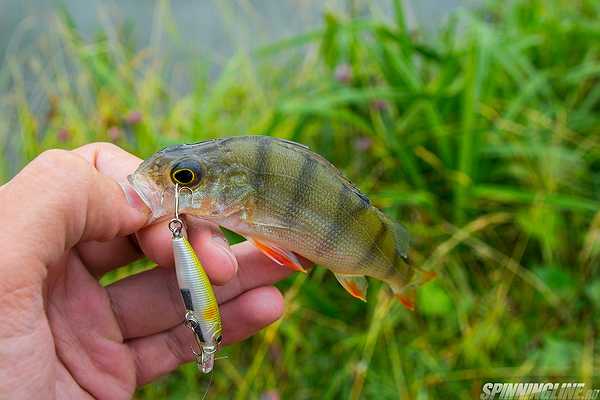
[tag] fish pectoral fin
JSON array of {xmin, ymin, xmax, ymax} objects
[
  {"xmin": 334, "ymin": 273, "xmax": 368, "ymax": 302},
  {"xmin": 246, "ymin": 237, "xmax": 306, "ymax": 273}
]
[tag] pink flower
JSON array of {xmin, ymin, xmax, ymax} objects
[
  {"xmin": 125, "ymin": 111, "xmax": 142, "ymax": 125},
  {"xmin": 334, "ymin": 63, "xmax": 352, "ymax": 84},
  {"xmin": 372, "ymin": 99, "xmax": 389, "ymax": 111},
  {"xmin": 57, "ymin": 129, "xmax": 71, "ymax": 143},
  {"xmin": 354, "ymin": 136, "xmax": 373, "ymax": 151},
  {"xmin": 260, "ymin": 390, "xmax": 280, "ymax": 400}
]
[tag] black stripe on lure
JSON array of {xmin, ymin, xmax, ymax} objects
[{"xmin": 169, "ymin": 183, "xmax": 223, "ymax": 374}]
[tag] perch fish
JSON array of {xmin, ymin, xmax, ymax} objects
[{"xmin": 128, "ymin": 136, "xmax": 434, "ymax": 309}]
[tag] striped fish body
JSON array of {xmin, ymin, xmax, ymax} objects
[{"xmin": 130, "ymin": 136, "xmax": 432, "ymax": 307}]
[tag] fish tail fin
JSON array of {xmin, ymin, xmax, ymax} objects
[
  {"xmin": 386, "ymin": 219, "xmax": 437, "ymax": 310},
  {"xmin": 388, "ymin": 267, "xmax": 437, "ymax": 311},
  {"xmin": 391, "ymin": 284, "xmax": 417, "ymax": 311}
]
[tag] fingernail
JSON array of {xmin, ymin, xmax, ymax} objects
[
  {"xmin": 119, "ymin": 181, "xmax": 150, "ymax": 217},
  {"xmin": 212, "ymin": 234, "xmax": 238, "ymax": 273}
]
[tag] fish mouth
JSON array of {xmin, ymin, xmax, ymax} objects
[{"xmin": 127, "ymin": 173, "xmax": 168, "ymax": 222}]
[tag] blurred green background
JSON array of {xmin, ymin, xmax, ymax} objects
[{"xmin": 1, "ymin": 0, "xmax": 599, "ymax": 398}]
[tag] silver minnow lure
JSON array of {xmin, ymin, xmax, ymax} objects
[{"xmin": 169, "ymin": 186, "xmax": 223, "ymax": 373}]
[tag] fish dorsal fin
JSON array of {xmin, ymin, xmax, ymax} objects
[
  {"xmin": 333, "ymin": 273, "xmax": 368, "ymax": 302},
  {"xmin": 275, "ymin": 138, "xmax": 311, "ymax": 150},
  {"xmin": 271, "ymin": 137, "xmax": 370, "ymax": 206}
]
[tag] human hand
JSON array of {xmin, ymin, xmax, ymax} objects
[{"xmin": 0, "ymin": 143, "xmax": 293, "ymax": 399}]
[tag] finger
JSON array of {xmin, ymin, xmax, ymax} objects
[
  {"xmin": 76, "ymin": 236, "xmax": 143, "ymax": 278},
  {"xmin": 0, "ymin": 145, "xmax": 149, "ymax": 268},
  {"xmin": 71, "ymin": 143, "xmax": 147, "ymax": 275},
  {"xmin": 108, "ymin": 266, "xmax": 182, "ymax": 340},
  {"xmin": 73, "ymin": 142, "xmax": 142, "ymax": 183},
  {"xmin": 189, "ymin": 219, "xmax": 238, "ymax": 282},
  {"xmin": 128, "ymin": 286, "xmax": 284, "ymax": 386},
  {"xmin": 107, "ymin": 241, "xmax": 293, "ymax": 339},
  {"xmin": 135, "ymin": 220, "xmax": 237, "ymax": 285},
  {"xmin": 76, "ymin": 218, "xmax": 238, "ymax": 281},
  {"xmin": 217, "ymin": 286, "xmax": 284, "ymax": 345}
]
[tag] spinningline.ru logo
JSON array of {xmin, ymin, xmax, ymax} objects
[{"xmin": 480, "ymin": 383, "xmax": 600, "ymax": 400}]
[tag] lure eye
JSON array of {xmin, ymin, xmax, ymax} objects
[{"xmin": 170, "ymin": 159, "xmax": 202, "ymax": 186}]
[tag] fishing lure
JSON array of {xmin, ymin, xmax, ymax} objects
[
  {"xmin": 130, "ymin": 136, "xmax": 435, "ymax": 310},
  {"xmin": 169, "ymin": 184, "xmax": 223, "ymax": 373}
]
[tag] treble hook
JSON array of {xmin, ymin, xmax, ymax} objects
[{"xmin": 185, "ymin": 311, "xmax": 217, "ymax": 373}]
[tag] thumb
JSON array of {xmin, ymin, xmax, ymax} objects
[{"xmin": 0, "ymin": 145, "xmax": 149, "ymax": 268}]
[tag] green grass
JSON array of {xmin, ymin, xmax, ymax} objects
[{"xmin": 1, "ymin": 0, "xmax": 600, "ymax": 398}]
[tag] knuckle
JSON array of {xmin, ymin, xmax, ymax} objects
[
  {"xmin": 36, "ymin": 148, "xmax": 79, "ymax": 168},
  {"xmin": 78, "ymin": 141, "xmax": 121, "ymax": 154},
  {"xmin": 26, "ymin": 150, "xmax": 94, "ymax": 237},
  {"xmin": 33, "ymin": 149, "xmax": 92, "ymax": 185}
]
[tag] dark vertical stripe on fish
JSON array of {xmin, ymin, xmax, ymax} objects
[
  {"xmin": 316, "ymin": 184, "xmax": 369, "ymax": 256},
  {"xmin": 283, "ymin": 154, "xmax": 318, "ymax": 227},
  {"xmin": 252, "ymin": 136, "xmax": 271, "ymax": 202},
  {"xmin": 359, "ymin": 223, "xmax": 388, "ymax": 268}
]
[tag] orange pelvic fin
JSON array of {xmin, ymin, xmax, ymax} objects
[
  {"xmin": 247, "ymin": 237, "xmax": 306, "ymax": 272},
  {"xmin": 334, "ymin": 273, "xmax": 368, "ymax": 302}
]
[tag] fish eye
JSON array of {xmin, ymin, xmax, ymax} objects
[{"xmin": 170, "ymin": 159, "xmax": 202, "ymax": 186}]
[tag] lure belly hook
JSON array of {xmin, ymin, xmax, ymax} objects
[{"xmin": 169, "ymin": 184, "xmax": 223, "ymax": 373}]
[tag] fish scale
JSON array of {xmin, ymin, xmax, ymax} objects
[{"xmin": 129, "ymin": 135, "xmax": 434, "ymax": 309}]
